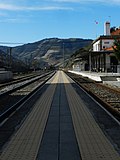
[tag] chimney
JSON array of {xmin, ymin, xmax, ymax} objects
[{"xmin": 104, "ymin": 21, "xmax": 110, "ymax": 35}]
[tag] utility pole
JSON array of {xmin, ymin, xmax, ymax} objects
[
  {"xmin": 63, "ymin": 42, "xmax": 65, "ymax": 69},
  {"xmin": 9, "ymin": 47, "xmax": 12, "ymax": 70}
]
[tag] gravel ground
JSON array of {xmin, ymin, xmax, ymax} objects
[{"xmin": 103, "ymin": 81, "xmax": 120, "ymax": 89}]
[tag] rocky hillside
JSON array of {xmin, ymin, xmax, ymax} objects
[{"xmin": 0, "ymin": 38, "xmax": 93, "ymax": 68}]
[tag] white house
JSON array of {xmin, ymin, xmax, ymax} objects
[
  {"xmin": 72, "ymin": 21, "xmax": 120, "ymax": 73},
  {"xmin": 92, "ymin": 21, "xmax": 120, "ymax": 73},
  {"xmin": 93, "ymin": 22, "xmax": 120, "ymax": 52}
]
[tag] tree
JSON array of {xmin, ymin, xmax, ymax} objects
[
  {"xmin": 112, "ymin": 39, "xmax": 120, "ymax": 61},
  {"xmin": 110, "ymin": 26, "xmax": 116, "ymax": 33}
]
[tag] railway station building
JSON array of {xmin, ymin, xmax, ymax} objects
[
  {"xmin": 91, "ymin": 34, "xmax": 120, "ymax": 73},
  {"xmin": 72, "ymin": 22, "xmax": 120, "ymax": 73}
]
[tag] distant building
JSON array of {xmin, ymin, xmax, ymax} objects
[
  {"xmin": 91, "ymin": 22, "xmax": 120, "ymax": 73},
  {"xmin": 93, "ymin": 21, "xmax": 120, "ymax": 52},
  {"xmin": 92, "ymin": 35, "xmax": 118, "ymax": 51},
  {"xmin": 72, "ymin": 21, "xmax": 120, "ymax": 73}
]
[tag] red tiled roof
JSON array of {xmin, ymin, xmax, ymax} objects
[
  {"xmin": 111, "ymin": 29, "xmax": 120, "ymax": 35},
  {"xmin": 105, "ymin": 46, "xmax": 116, "ymax": 51}
]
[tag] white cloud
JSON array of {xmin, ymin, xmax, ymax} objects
[
  {"xmin": 28, "ymin": 6, "xmax": 73, "ymax": 11},
  {"xmin": 0, "ymin": 0, "xmax": 119, "ymax": 14},
  {"xmin": 52, "ymin": 0, "xmax": 120, "ymax": 4},
  {"xmin": 0, "ymin": 3, "xmax": 73, "ymax": 11},
  {"xmin": 1, "ymin": 0, "xmax": 120, "ymax": 5},
  {"xmin": 52, "ymin": 0, "xmax": 120, "ymax": 1},
  {"xmin": 0, "ymin": 18, "xmax": 29, "ymax": 23},
  {"xmin": 0, "ymin": 4, "xmax": 22, "ymax": 10}
]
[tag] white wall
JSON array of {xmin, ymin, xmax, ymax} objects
[
  {"xmin": 102, "ymin": 39, "xmax": 114, "ymax": 50},
  {"xmin": 93, "ymin": 40, "xmax": 101, "ymax": 51},
  {"xmin": 93, "ymin": 39, "xmax": 114, "ymax": 51},
  {"xmin": 72, "ymin": 62, "xmax": 86, "ymax": 71},
  {"xmin": 73, "ymin": 64, "xmax": 80, "ymax": 71}
]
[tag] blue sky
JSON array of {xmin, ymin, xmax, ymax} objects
[{"xmin": 0, "ymin": 0, "xmax": 120, "ymax": 46}]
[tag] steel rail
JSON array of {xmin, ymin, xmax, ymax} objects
[
  {"xmin": 66, "ymin": 72, "xmax": 120, "ymax": 120},
  {"xmin": 0, "ymin": 73, "xmax": 41, "ymax": 89},
  {"xmin": 0, "ymin": 71, "xmax": 55, "ymax": 124},
  {"xmin": 0, "ymin": 71, "xmax": 54, "ymax": 97}
]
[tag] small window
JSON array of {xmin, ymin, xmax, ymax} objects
[{"xmin": 104, "ymin": 42, "xmax": 109, "ymax": 44}]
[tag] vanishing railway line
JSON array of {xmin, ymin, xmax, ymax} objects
[
  {"xmin": 66, "ymin": 71, "xmax": 120, "ymax": 120},
  {"xmin": 0, "ymin": 71, "xmax": 120, "ymax": 159},
  {"xmin": 0, "ymin": 71, "xmax": 55, "ymax": 152},
  {"xmin": 0, "ymin": 71, "xmax": 55, "ymax": 123},
  {"xmin": 0, "ymin": 71, "xmax": 46, "ymax": 89}
]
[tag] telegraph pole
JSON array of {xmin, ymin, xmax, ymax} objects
[
  {"xmin": 63, "ymin": 42, "xmax": 65, "ymax": 69},
  {"xmin": 9, "ymin": 47, "xmax": 12, "ymax": 69}
]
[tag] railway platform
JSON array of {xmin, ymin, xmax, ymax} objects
[
  {"xmin": 69, "ymin": 70, "xmax": 120, "ymax": 89},
  {"xmin": 69, "ymin": 70, "xmax": 120, "ymax": 82},
  {"xmin": 0, "ymin": 71, "xmax": 120, "ymax": 160}
]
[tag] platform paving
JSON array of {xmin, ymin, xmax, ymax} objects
[
  {"xmin": 69, "ymin": 70, "xmax": 120, "ymax": 83},
  {"xmin": 0, "ymin": 71, "xmax": 120, "ymax": 160},
  {"xmin": 62, "ymin": 71, "xmax": 120, "ymax": 160},
  {"xmin": 0, "ymin": 72, "xmax": 59, "ymax": 160},
  {"xmin": 36, "ymin": 72, "xmax": 81, "ymax": 160}
]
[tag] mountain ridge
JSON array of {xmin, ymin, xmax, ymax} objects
[{"xmin": 0, "ymin": 38, "xmax": 93, "ymax": 68}]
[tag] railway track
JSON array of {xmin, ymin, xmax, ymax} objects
[
  {"xmin": 0, "ymin": 71, "xmax": 55, "ymax": 152},
  {"xmin": 66, "ymin": 71, "xmax": 120, "ymax": 120},
  {"xmin": 0, "ymin": 71, "xmax": 46, "ymax": 89},
  {"xmin": 0, "ymin": 71, "xmax": 55, "ymax": 123},
  {"xmin": 0, "ymin": 71, "xmax": 120, "ymax": 158}
]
